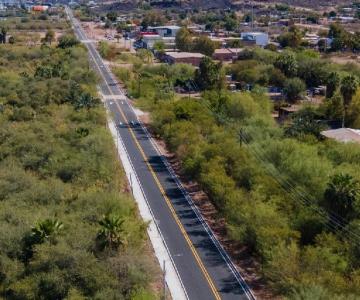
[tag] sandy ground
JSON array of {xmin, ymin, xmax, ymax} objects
[
  {"xmin": 82, "ymin": 21, "xmax": 135, "ymax": 52},
  {"xmin": 329, "ymin": 55, "xmax": 360, "ymax": 67}
]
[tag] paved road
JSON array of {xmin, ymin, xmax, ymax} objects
[{"xmin": 66, "ymin": 8, "xmax": 255, "ymax": 300}]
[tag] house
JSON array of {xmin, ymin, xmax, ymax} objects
[
  {"xmin": 32, "ymin": 5, "xmax": 48, "ymax": 11},
  {"xmin": 140, "ymin": 34, "xmax": 162, "ymax": 49},
  {"xmin": 213, "ymin": 48, "xmax": 243, "ymax": 61},
  {"xmin": 278, "ymin": 105, "xmax": 301, "ymax": 121},
  {"xmin": 303, "ymin": 33, "xmax": 320, "ymax": 47},
  {"xmin": 148, "ymin": 26, "xmax": 180, "ymax": 38},
  {"xmin": 241, "ymin": 32, "xmax": 269, "ymax": 47},
  {"xmin": 163, "ymin": 52, "xmax": 205, "ymax": 66},
  {"xmin": 321, "ymin": 128, "xmax": 360, "ymax": 144}
]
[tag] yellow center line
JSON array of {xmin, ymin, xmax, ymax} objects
[{"xmin": 85, "ymin": 37, "xmax": 221, "ymax": 300}]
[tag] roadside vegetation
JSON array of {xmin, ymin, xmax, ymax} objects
[
  {"xmin": 113, "ymin": 48, "xmax": 360, "ymax": 298},
  {"xmin": 0, "ymin": 24, "xmax": 159, "ymax": 300}
]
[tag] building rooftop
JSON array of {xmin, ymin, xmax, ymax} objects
[
  {"xmin": 165, "ymin": 52, "xmax": 205, "ymax": 59},
  {"xmin": 242, "ymin": 32, "xmax": 268, "ymax": 36},
  {"xmin": 321, "ymin": 128, "xmax": 360, "ymax": 144},
  {"xmin": 149, "ymin": 25, "xmax": 181, "ymax": 30}
]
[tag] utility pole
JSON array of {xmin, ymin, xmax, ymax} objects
[
  {"xmin": 162, "ymin": 260, "xmax": 166, "ymax": 300},
  {"xmin": 129, "ymin": 173, "xmax": 133, "ymax": 196},
  {"xmin": 251, "ymin": 1, "xmax": 254, "ymax": 29}
]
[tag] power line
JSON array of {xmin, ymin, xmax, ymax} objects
[{"xmin": 239, "ymin": 130, "xmax": 360, "ymax": 245}]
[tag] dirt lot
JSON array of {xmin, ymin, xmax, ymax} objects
[
  {"xmin": 329, "ymin": 54, "xmax": 360, "ymax": 67},
  {"xmin": 82, "ymin": 21, "xmax": 134, "ymax": 52}
]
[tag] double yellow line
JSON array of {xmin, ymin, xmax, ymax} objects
[{"xmin": 84, "ymin": 37, "xmax": 221, "ymax": 300}]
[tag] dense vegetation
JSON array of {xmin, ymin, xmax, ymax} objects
[
  {"xmin": 113, "ymin": 50, "xmax": 360, "ymax": 298},
  {"xmin": 0, "ymin": 33, "xmax": 159, "ymax": 299}
]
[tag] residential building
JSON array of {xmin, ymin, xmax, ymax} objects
[
  {"xmin": 213, "ymin": 48, "xmax": 243, "ymax": 61},
  {"xmin": 140, "ymin": 34, "xmax": 162, "ymax": 49},
  {"xmin": 163, "ymin": 52, "xmax": 205, "ymax": 66},
  {"xmin": 148, "ymin": 25, "xmax": 180, "ymax": 38},
  {"xmin": 321, "ymin": 128, "xmax": 360, "ymax": 144},
  {"xmin": 241, "ymin": 32, "xmax": 269, "ymax": 47}
]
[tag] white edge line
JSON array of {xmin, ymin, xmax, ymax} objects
[
  {"xmin": 125, "ymin": 102, "xmax": 256, "ymax": 300},
  {"xmin": 105, "ymin": 100, "xmax": 189, "ymax": 300},
  {"xmin": 67, "ymin": 8, "xmax": 189, "ymax": 300},
  {"xmin": 102, "ymin": 47, "xmax": 255, "ymax": 300}
]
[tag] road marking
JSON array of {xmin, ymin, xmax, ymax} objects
[
  {"xmin": 79, "ymin": 25, "xmax": 221, "ymax": 300},
  {"xmin": 114, "ymin": 100, "xmax": 221, "ymax": 300}
]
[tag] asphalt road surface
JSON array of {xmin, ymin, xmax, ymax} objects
[{"xmin": 66, "ymin": 7, "xmax": 255, "ymax": 300}]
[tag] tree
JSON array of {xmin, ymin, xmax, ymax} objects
[
  {"xmin": 283, "ymin": 77, "xmax": 306, "ymax": 103},
  {"xmin": 192, "ymin": 36, "xmax": 216, "ymax": 56},
  {"xmin": 31, "ymin": 219, "xmax": 64, "ymax": 244},
  {"xmin": 73, "ymin": 92, "xmax": 99, "ymax": 111},
  {"xmin": 195, "ymin": 56, "xmax": 224, "ymax": 90},
  {"xmin": 329, "ymin": 11, "xmax": 337, "ymax": 18},
  {"xmin": 153, "ymin": 40, "xmax": 165, "ymax": 54},
  {"xmin": 297, "ymin": 58, "xmax": 329, "ymax": 88},
  {"xmin": 97, "ymin": 214, "xmax": 127, "ymax": 250},
  {"xmin": 114, "ymin": 34, "xmax": 121, "ymax": 43},
  {"xmin": 44, "ymin": 29, "xmax": 55, "ymax": 45},
  {"xmin": 8, "ymin": 36, "xmax": 15, "ymax": 44},
  {"xmin": 57, "ymin": 34, "xmax": 79, "ymax": 49},
  {"xmin": 347, "ymin": 89, "xmax": 360, "ymax": 128},
  {"xmin": 326, "ymin": 71, "xmax": 340, "ymax": 98},
  {"xmin": 341, "ymin": 75, "xmax": 358, "ymax": 107},
  {"xmin": 285, "ymin": 107, "xmax": 326, "ymax": 138},
  {"xmin": 224, "ymin": 15, "xmax": 238, "ymax": 32},
  {"xmin": 324, "ymin": 91, "xmax": 344, "ymax": 122},
  {"xmin": 141, "ymin": 11, "xmax": 165, "ymax": 29},
  {"xmin": 323, "ymin": 173, "xmax": 360, "ymax": 222},
  {"xmin": 106, "ymin": 11, "xmax": 117, "ymax": 22},
  {"xmin": 340, "ymin": 75, "xmax": 358, "ymax": 127},
  {"xmin": 328, "ymin": 23, "xmax": 350, "ymax": 51},
  {"xmin": 0, "ymin": 27, "xmax": 7, "ymax": 43},
  {"xmin": 136, "ymin": 48, "xmax": 154, "ymax": 64},
  {"xmin": 274, "ymin": 51, "xmax": 298, "ymax": 77},
  {"xmin": 278, "ymin": 26, "xmax": 303, "ymax": 49},
  {"xmin": 175, "ymin": 27, "xmax": 192, "ymax": 52}
]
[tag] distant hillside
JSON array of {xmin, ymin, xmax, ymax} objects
[
  {"xmin": 99, "ymin": 0, "xmax": 352, "ymax": 11},
  {"xmin": 100, "ymin": 0, "xmax": 233, "ymax": 11}
]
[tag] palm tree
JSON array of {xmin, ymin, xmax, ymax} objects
[
  {"xmin": 0, "ymin": 27, "xmax": 7, "ymax": 44},
  {"xmin": 31, "ymin": 219, "xmax": 64, "ymax": 244},
  {"xmin": 74, "ymin": 93, "xmax": 99, "ymax": 110},
  {"xmin": 97, "ymin": 214, "xmax": 127, "ymax": 250},
  {"xmin": 340, "ymin": 75, "xmax": 358, "ymax": 127},
  {"xmin": 323, "ymin": 173, "xmax": 360, "ymax": 222},
  {"xmin": 44, "ymin": 29, "xmax": 55, "ymax": 45}
]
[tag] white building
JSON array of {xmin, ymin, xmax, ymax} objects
[
  {"xmin": 148, "ymin": 26, "xmax": 181, "ymax": 38},
  {"xmin": 241, "ymin": 32, "xmax": 269, "ymax": 47},
  {"xmin": 141, "ymin": 34, "xmax": 163, "ymax": 49}
]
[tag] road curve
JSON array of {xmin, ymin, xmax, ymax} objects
[{"xmin": 66, "ymin": 7, "xmax": 255, "ymax": 300}]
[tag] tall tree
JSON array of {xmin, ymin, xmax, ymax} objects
[
  {"xmin": 44, "ymin": 29, "xmax": 55, "ymax": 45},
  {"xmin": 0, "ymin": 27, "xmax": 7, "ymax": 44},
  {"xmin": 283, "ymin": 77, "xmax": 306, "ymax": 103},
  {"xmin": 195, "ymin": 56, "xmax": 224, "ymax": 90},
  {"xmin": 175, "ymin": 27, "xmax": 192, "ymax": 52},
  {"xmin": 274, "ymin": 51, "xmax": 298, "ymax": 77},
  {"xmin": 192, "ymin": 36, "xmax": 216, "ymax": 56},
  {"xmin": 340, "ymin": 75, "xmax": 358, "ymax": 127},
  {"xmin": 326, "ymin": 71, "xmax": 340, "ymax": 98},
  {"xmin": 323, "ymin": 173, "xmax": 360, "ymax": 222}
]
